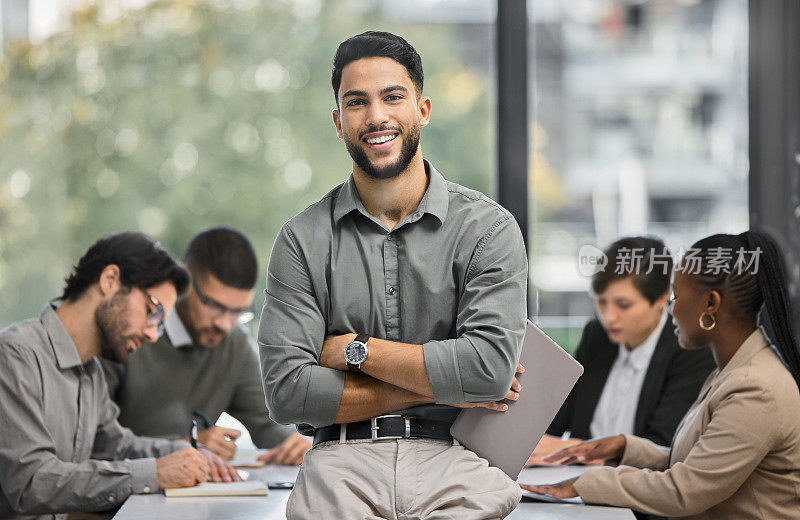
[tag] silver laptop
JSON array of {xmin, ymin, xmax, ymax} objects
[{"xmin": 450, "ymin": 320, "xmax": 584, "ymax": 480}]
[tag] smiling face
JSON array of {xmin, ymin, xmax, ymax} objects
[
  {"xmin": 333, "ymin": 57, "xmax": 430, "ymax": 180},
  {"xmin": 95, "ymin": 281, "xmax": 177, "ymax": 362},
  {"xmin": 595, "ymin": 277, "xmax": 668, "ymax": 349}
]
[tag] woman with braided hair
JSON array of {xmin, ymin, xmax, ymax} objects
[{"xmin": 522, "ymin": 230, "xmax": 800, "ymax": 520}]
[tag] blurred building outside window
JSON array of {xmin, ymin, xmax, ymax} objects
[{"xmin": 530, "ymin": 0, "xmax": 748, "ymax": 352}]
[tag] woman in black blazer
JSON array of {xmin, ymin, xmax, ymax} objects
[{"xmin": 528, "ymin": 236, "xmax": 716, "ymax": 466}]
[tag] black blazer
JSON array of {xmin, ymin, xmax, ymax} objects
[{"xmin": 547, "ymin": 318, "xmax": 716, "ymax": 446}]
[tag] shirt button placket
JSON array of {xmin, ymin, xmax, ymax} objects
[
  {"xmin": 76, "ymin": 369, "xmax": 90, "ymax": 459},
  {"xmin": 384, "ymin": 233, "xmax": 400, "ymax": 340}
]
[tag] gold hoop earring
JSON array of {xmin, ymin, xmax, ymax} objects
[{"xmin": 699, "ymin": 311, "xmax": 716, "ymax": 331}]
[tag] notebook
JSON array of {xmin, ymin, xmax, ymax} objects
[
  {"xmin": 450, "ymin": 320, "xmax": 584, "ymax": 480},
  {"xmin": 164, "ymin": 480, "xmax": 268, "ymax": 497}
]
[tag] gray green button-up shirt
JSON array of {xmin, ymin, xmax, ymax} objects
[
  {"xmin": 258, "ymin": 161, "xmax": 528, "ymax": 435},
  {"xmin": 100, "ymin": 311, "xmax": 293, "ymax": 448},
  {"xmin": 0, "ymin": 305, "xmax": 185, "ymax": 520}
]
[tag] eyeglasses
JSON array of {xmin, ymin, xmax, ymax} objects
[
  {"xmin": 144, "ymin": 291, "xmax": 166, "ymax": 334},
  {"xmin": 192, "ymin": 277, "xmax": 254, "ymax": 325}
]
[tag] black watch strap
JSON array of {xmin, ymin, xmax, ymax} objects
[{"xmin": 347, "ymin": 333, "xmax": 370, "ymax": 372}]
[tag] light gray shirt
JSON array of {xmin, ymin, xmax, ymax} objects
[
  {"xmin": 258, "ymin": 161, "xmax": 528, "ymax": 434},
  {"xmin": 100, "ymin": 311, "xmax": 293, "ymax": 449},
  {"xmin": 590, "ymin": 312, "xmax": 668, "ymax": 438},
  {"xmin": 0, "ymin": 305, "xmax": 184, "ymax": 520}
]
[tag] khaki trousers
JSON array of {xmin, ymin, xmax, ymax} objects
[{"xmin": 287, "ymin": 438, "xmax": 521, "ymax": 520}]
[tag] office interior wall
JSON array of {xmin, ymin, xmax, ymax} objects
[{"xmin": 748, "ymin": 0, "xmax": 800, "ymax": 327}]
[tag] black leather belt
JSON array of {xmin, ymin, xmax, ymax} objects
[{"xmin": 313, "ymin": 415, "xmax": 453, "ymax": 446}]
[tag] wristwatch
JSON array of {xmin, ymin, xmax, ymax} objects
[{"xmin": 344, "ymin": 333, "xmax": 370, "ymax": 372}]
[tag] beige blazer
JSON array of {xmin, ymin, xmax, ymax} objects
[{"xmin": 574, "ymin": 329, "xmax": 800, "ymax": 519}]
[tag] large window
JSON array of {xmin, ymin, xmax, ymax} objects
[
  {"xmin": 530, "ymin": 0, "xmax": 749, "ymax": 351},
  {"xmin": 0, "ymin": 0, "xmax": 497, "ymax": 326}
]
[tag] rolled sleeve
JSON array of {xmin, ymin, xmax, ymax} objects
[
  {"xmin": 259, "ymin": 225, "xmax": 343, "ymax": 428},
  {"xmin": 423, "ymin": 340, "xmax": 465, "ymax": 404},
  {"xmin": 422, "ymin": 216, "xmax": 528, "ymax": 404}
]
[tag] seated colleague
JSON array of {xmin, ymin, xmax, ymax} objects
[
  {"xmin": 523, "ymin": 230, "xmax": 800, "ymax": 520},
  {"xmin": 0, "ymin": 232, "xmax": 239, "ymax": 520},
  {"xmin": 101, "ymin": 227, "xmax": 311, "ymax": 465},
  {"xmin": 529, "ymin": 237, "xmax": 716, "ymax": 465}
]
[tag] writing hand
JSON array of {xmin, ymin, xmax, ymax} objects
[
  {"xmin": 156, "ymin": 447, "xmax": 210, "ymax": 489},
  {"xmin": 196, "ymin": 426, "xmax": 240, "ymax": 460}
]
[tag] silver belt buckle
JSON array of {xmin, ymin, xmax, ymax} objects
[{"xmin": 370, "ymin": 414, "xmax": 407, "ymax": 440}]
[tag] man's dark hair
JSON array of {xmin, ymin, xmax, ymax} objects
[
  {"xmin": 331, "ymin": 31, "xmax": 423, "ymax": 105},
  {"xmin": 183, "ymin": 227, "xmax": 258, "ymax": 290},
  {"xmin": 61, "ymin": 232, "xmax": 189, "ymax": 301},
  {"xmin": 592, "ymin": 236, "xmax": 673, "ymax": 304}
]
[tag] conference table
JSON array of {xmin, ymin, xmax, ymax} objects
[{"xmin": 113, "ymin": 463, "xmax": 635, "ymax": 519}]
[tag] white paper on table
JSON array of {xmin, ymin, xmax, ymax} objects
[
  {"xmin": 229, "ymin": 448, "xmax": 268, "ymax": 468},
  {"xmin": 164, "ymin": 480, "xmax": 268, "ymax": 497}
]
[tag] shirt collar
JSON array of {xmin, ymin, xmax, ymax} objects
[
  {"xmin": 40, "ymin": 303, "xmax": 83, "ymax": 370},
  {"xmin": 164, "ymin": 310, "xmax": 193, "ymax": 348},
  {"xmin": 617, "ymin": 310, "xmax": 668, "ymax": 372},
  {"xmin": 332, "ymin": 159, "xmax": 449, "ymax": 226}
]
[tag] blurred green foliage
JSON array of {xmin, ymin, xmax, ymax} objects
[{"xmin": 0, "ymin": 0, "xmax": 495, "ymax": 324}]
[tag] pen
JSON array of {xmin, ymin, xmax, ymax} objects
[
  {"xmin": 190, "ymin": 419, "xmax": 198, "ymax": 449},
  {"xmin": 192, "ymin": 410, "xmax": 212, "ymax": 430},
  {"xmin": 193, "ymin": 410, "xmax": 234, "ymax": 442}
]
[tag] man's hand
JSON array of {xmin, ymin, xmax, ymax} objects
[
  {"xmin": 450, "ymin": 363, "xmax": 525, "ymax": 412},
  {"xmin": 196, "ymin": 426, "xmax": 240, "ymax": 461},
  {"xmin": 519, "ymin": 477, "xmax": 580, "ymax": 499},
  {"xmin": 525, "ymin": 434, "xmax": 583, "ymax": 467},
  {"xmin": 319, "ymin": 333, "xmax": 356, "ymax": 371},
  {"xmin": 199, "ymin": 447, "xmax": 242, "ymax": 482},
  {"xmin": 257, "ymin": 433, "xmax": 312, "ymax": 466},
  {"xmin": 156, "ymin": 447, "xmax": 210, "ymax": 489}
]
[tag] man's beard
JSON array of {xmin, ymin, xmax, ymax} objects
[
  {"xmin": 343, "ymin": 123, "xmax": 420, "ymax": 180},
  {"xmin": 95, "ymin": 291, "xmax": 134, "ymax": 363},
  {"xmin": 177, "ymin": 299, "xmax": 227, "ymax": 348}
]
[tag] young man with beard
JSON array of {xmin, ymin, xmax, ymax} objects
[
  {"xmin": 259, "ymin": 32, "xmax": 528, "ymax": 519},
  {"xmin": 101, "ymin": 228, "xmax": 311, "ymax": 465},
  {"xmin": 0, "ymin": 232, "xmax": 239, "ymax": 520}
]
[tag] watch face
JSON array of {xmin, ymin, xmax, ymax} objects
[{"xmin": 345, "ymin": 341, "xmax": 368, "ymax": 365}]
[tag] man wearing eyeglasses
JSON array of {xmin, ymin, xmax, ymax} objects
[
  {"xmin": 0, "ymin": 232, "xmax": 240, "ymax": 520},
  {"xmin": 101, "ymin": 227, "xmax": 312, "ymax": 465}
]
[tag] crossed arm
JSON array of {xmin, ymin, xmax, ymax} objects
[
  {"xmin": 259, "ymin": 219, "xmax": 528, "ymax": 428},
  {"xmin": 318, "ymin": 334, "xmax": 522, "ymax": 423}
]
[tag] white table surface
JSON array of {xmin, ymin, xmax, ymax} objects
[{"xmin": 113, "ymin": 463, "xmax": 633, "ymax": 520}]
